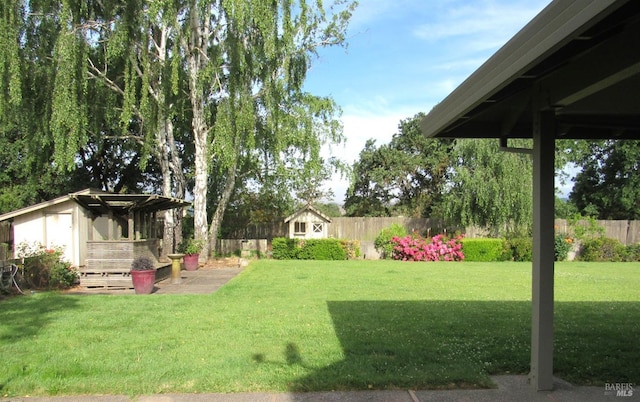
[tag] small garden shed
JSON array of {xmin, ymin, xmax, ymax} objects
[
  {"xmin": 0, "ymin": 188, "xmax": 189, "ymax": 288},
  {"xmin": 284, "ymin": 204, "xmax": 331, "ymax": 239}
]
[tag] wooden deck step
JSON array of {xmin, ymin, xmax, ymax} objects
[{"xmin": 78, "ymin": 263, "xmax": 171, "ymax": 289}]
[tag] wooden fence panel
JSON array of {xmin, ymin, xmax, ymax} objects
[{"xmin": 241, "ymin": 217, "xmax": 640, "ymax": 247}]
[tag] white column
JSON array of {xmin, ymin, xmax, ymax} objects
[{"xmin": 529, "ymin": 110, "xmax": 556, "ymax": 391}]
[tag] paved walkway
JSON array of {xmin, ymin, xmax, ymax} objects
[
  {"xmin": 0, "ymin": 376, "xmax": 619, "ymax": 401},
  {"xmin": 65, "ymin": 259, "xmax": 245, "ymax": 295}
]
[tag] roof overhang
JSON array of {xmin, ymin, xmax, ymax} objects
[
  {"xmin": 0, "ymin": 189, "xmax": 190, "ymax": 222},
  {"xmin": 69, "ymin": 190, "xmax": 190, "ymax": 215},
  {"xmin": 420, "ymin": 0, "xmax": 640, "ymax": 140},
  {"xmin": 284, "ymin": 204, "xmax": 332, "ymax": 223}
]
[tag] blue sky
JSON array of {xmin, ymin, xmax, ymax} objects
[{"xmin": 302, "ymin": 0, "xmax": 553, "ymax": 204}]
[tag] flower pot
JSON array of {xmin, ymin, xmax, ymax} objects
[
  {"xmin": 130, "ymin": 269, "xmax": 156, "ymax": 294},
  {"xmin": 183, "ymin": 253, "xmax": 199, "ymax": 271}
]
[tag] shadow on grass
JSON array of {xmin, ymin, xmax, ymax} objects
[
  {"xmin": 288, "ymin": 300, "xmax": 640, "ymax": 392},
  {"xmin": 0, "ymin": 293, "xmax": 80, "ymax": 342}
]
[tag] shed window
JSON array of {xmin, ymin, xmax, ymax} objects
[
  {"xmin": 313, "ymin": 223, "xmax": 323, "ymax": 233},
  {"xmin": 294, "ymin": 222, "xmax": 306, "ymax": 234}
]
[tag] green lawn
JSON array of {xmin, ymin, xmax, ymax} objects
[{"xmin": 1, "ymin": 260, "xmax": 639, "ymax": 397}]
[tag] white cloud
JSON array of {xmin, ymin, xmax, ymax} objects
[
  {"xmin": 413, "ymin": 1, "xmax": 547, "ymax": 43},
  {"xmin": 312, "ymin": 0, "xmax": 552, "ymax": 204}
]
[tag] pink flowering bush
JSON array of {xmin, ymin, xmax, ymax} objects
[{"xmin": 391, "ymin": 234, "xmax": 465, "ymax": 262}]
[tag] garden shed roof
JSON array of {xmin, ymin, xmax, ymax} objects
[
  {"xmin": 284, "ymin": 204, "xmax": 332, "ymax": 223},
  {"xmin": 0, "ymin": 189, "xmax": 189, "ymax": 221}
]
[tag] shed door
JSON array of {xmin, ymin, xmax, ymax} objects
[{"xmin": 45, "ymin": 213, "xmax": 73, "ymax": 263}]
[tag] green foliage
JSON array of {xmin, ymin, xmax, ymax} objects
[
  {"xmin": 345, "ymin": 114, "xmax": 454, "ymax": 217},
  {"xmin": 555, "ymin": 196, "xmax": 578, "ymax": 219},
  {"xmin": 15, "ymin": 241, "xmax": 77, "ymax": 289},
  {"xmin": 460, "ymin": 238, "xmax": 504, "ymax": 262},
  {"xmin": 578, "ymin": 238, "xmax": 627, "ymax": 262},
  {"xmin": 315, "ymin": 202, "xmax": 343, "ymax": 218},
  {"xmin": 50, "ymin": 3, "xmax": 89, "ymax": 172},
  {"xmin": 271, "ymin": 237, "xmax": 357, "ymax": 260},
  {"xmin": 49, "ymin": 260, "xmax": 79, "ymax": 288},
  {"xmin": 296, "ymin": 239, "xmax": 347, "ymax": 260},
  {"xmin": 567, "ymin": 140, "xmax": 640, "ymax": 220},
  {"xmin": 567, "ymin": 214, "xmax": 605, "ymax": 240},
  {"xmin": 178, "ymin": 238, "xmax": 204, "ymax": 255},
  {"xmin": 624, "ymin": 244, "xmax": 640, "ymax": 262},
  {"xmin": 271, "ymin": 238, "xmax": 298, "ymax": 259},
  {"xmin": 554, "ymin": 233, "xmax": 574, "ymax": 261},
  {"xmin": 504, "ymin": 237, "xmax": 533, "ymax": 262},
  {"xmin": 374, "ymin": 224, "xmax": 407, "ymax": 259},
  {"xmin": 444, "ymin": 139, "xmax": 532, "ymax": 237}
]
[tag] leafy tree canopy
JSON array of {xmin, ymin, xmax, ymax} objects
[
  {"xmin": 344, "ymin": 113, "xmax": 454, "ymax": 217},
  {"xmin": 567, "ymin": 140, "xmax": 640, "ymax": 219}
]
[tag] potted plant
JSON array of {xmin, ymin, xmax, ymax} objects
[
  {"xmin": 179, "ymin": 238, "xmax": 204, "ymax": 271},
  {"xmin": 130, "ymin": 256, "xmax": 156, "ymax": 294}
]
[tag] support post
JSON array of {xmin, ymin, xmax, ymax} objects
[{"xmin": 529, "ymin": 109, "xmax": 556, "ymax": 391}]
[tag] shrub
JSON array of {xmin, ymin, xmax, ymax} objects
[
  {"xmin": 296, "ymin": 239, "xmax": 347, "ymax": 260},
  {"xmin": 49, "ymin": 260, "xmax": 79, "ymax": 289},
  {"xmin": 460, "ymin": 238, "xmax": 503, "ymax": 262},
  {"xmin": 578, "ymin": 237, "xmax": 627, "ymax": 262},
  {"xmin": 625, "ymin": 243, "xmax": 640, "ymax": 261},
  {"xmin": 340, "ymin": 240, "xmax": 361, "ymax": 260},
  {"xmin": 272, "ymin": 238, "xmax": 298, "ymax": 259},
  {"xmin": 271, "ymin": 238, "xmax": 358, "ymax": 260},
  {"xmin": 374, "ymin": 224, "xmax": 407, "ymax": 259},
  {"xmin": 178, "ymin": 238, "xmax": 204, "ymax": 255},
  {"xmin": 554, "ymin": 233, "xmax": 574, "ymax": 261},
  {"xmin": 16, "ymin": 241, "xmax": 78, "ymax": 289},
  {"xmin": 506, "ymin": 237, "xmax": 532, "ymax": 262},
  {"xmin": 499, "ymin": 239, "xmax": 514, "ymax": 261},
  {"xmin": 391, "ymin": 234, "xmax": 464, "ymax": 262}
]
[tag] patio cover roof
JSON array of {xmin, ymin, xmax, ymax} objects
[
  {"xmin": 70, "ymin": 189, "xmax": 190, "ymax": 215},
  {"xmin": 419, "ymin": 0, "xmax": 640, "ymax": 392},
  {"xmin": 420, "ymin": 0, "xmax": 640, "ymax": 141},
  {"xmin": 0, "ymin": 189, "xmax": 190, "ymax": 221}
]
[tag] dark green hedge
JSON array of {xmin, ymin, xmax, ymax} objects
[
  {"xmin": 272, "ymin": 238, "xmax": 360, "ymax": 260},
  {"xmin": 460, "ymin": 238, "xmax": 504, "ymax": 262},
  {"xmin": 272, "ymin": 238, "xmax": 299, "ymax": 259}
]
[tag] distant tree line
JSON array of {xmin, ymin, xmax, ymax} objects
[{"xmin": 344, "ymin": 113, "xmax": 640, "ymax": 237}]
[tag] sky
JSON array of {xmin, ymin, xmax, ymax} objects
[{"xmin": 302, "ymin": 0, "xmax": 553, "ymax": 204}]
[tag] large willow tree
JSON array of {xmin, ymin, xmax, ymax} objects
[
  {"xmin": 7, "ymin": 0, "xmax": 355, "ymax": 259},
  {"xmin": 443, "ymin": 139, "xmax": 533, "ymax": 236}
]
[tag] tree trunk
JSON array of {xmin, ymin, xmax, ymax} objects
[
  {"xmin": 158, "ymin": 121, "xmax": 175, "ymax": 257},
  {"xmin": 185, "ymin": 3, "xmax": 212, "ymax": 263},
  {"xmin": 208, "ymin": 161, "xmax": 238, "ymax": 257}
]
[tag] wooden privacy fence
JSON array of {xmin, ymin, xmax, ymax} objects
[
  {"xmin": 217, "ymin": 217, "xmax": 640, "ymax": 260},
  {"xmin": 222, "ymin": 217, "xmax": 640, "ymax": 246}
]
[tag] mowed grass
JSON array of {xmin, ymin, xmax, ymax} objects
[{"xmin": 1, "ymin": 260, "xmax": 639, "ymax": 396}]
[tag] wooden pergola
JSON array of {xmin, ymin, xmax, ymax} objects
[{"xmin": 420, "ymin": 0, "xmax": 640, "ymax": 391}]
